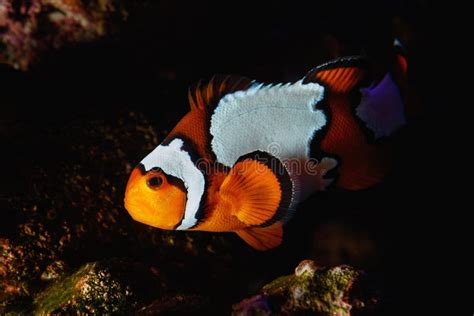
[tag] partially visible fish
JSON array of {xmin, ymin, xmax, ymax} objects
[{"xmin": 124, "ymin": 40, "xmax": 411, "ymax": 250}]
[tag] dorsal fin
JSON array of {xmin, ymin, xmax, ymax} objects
[
  {"xmin": 188, "ymin": 75, "xmax": 254, "ymax": 111},
  {"xmin": 304, "ymin": 56, "xmax": 370, "ymax": 93}
]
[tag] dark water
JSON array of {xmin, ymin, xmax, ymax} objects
[{"xmin": 1, "ymin": 1, "xmax": 440, "ymax": 314}]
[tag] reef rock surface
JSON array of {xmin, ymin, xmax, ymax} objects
[{"xmin": 232, "ymin": 260, "xmax": 378, "ymax": 316}]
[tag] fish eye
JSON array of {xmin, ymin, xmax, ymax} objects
[{"xmin": 147, "ymin": 176, "xmax": 164, "ymax": 189}]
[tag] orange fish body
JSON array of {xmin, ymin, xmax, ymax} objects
[{"xmin": 125, "ymin": 46, "xmax": 409, "ymax": 250}]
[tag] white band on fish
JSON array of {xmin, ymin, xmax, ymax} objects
[
  {"xmin": 141, "ymin": 138, "xmax": 205, "ymax": 230},
  {"xmin": 210, "ymin": 80, "xmax": 326, "ymax": 167}
]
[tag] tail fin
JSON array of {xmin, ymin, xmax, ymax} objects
[{"xmin": 304, "ymin": 50, "xmax": 407, "ymax": 190}]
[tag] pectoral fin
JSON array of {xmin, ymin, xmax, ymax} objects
[{"xmin": 220, "ymin": 157, "xmax": 282, "ymax": 226}]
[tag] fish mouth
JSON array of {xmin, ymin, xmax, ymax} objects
[{"xmin": 123, "ymin": 198, "xmax": 175, "ymax": 230}]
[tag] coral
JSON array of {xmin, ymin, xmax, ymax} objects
[
  {"xmin": 0, "ymin": 0, "xmax": 127, "ymax": 70},
  {"xmin": 232, "ymin": 260, "xmax": 378, "ymax": 316}
]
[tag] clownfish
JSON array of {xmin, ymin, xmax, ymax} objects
[{"xmin": 124, "ymin": 41, "xmax": 410, "ymax": 250}]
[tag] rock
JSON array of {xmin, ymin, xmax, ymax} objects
[
  {"xmin": 294, "ymin": 259, "xmax": 319, "ymax": 277},
  {"xmin": 40, "ymin": 261, "xmax": 67, "ymax": 282},
  {"xmin": 232, "ymin": 260, "xmax": 378, "ymax": 316},
  {"xmin": 0, "ymin": 0, "xmax": 127, "ymax": 70},
  {"xmin": 0, "ymin": 224, "xmax": 60, "ymax": 313},
  {"xmin": 232, "ymin": 295, "xmax": 272, "ymax": 316},
  {"xmin": 34, "ymin": 259, "xmax": 162, "ymax": 315}
]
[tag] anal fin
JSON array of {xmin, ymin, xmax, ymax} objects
[{"xmin": 235, "ymin": 222, "xmax": 283, "ymax": 251}]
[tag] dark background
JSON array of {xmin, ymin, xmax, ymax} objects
[{"xmin": 1, "ymin": 0, "xmax": 440, "ymax": 314}]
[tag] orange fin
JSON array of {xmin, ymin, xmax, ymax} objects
[
  {"xmin": 188, "ymin": 75, "xmax": 254, "ymax": 111},
  {"xmin": 304, "ymin": 56, "xmax": 368, "ymax": 93},
  {"xmin": 235, "ymin": 222, "xmax": 283, "ymax": 251},
  {"xmin": 220, "ymin": 157, "xmax": 282, "ymax": 226}
]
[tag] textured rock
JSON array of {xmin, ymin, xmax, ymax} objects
[
  {"xmin": 0, "ymin": 0, "xmax": 127, "ymax": 70},
  {"xmin": 232, "ymin": 260, "xmax": 378, "ymax": 316},
  {"xmin": 34, "ymin": 259, "xmax": 162, "ymax": 314},
  {"xmin": 1, "ymin": 224, "xmax": 60, "ymax": 312}
]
